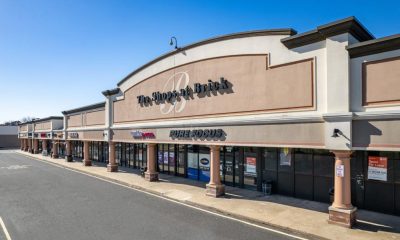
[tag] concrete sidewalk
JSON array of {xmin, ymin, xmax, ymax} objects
[{"xmin": 16, "ymin": 150, "xmax": 400, "ymax": 240}]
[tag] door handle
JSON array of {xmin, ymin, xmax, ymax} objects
[{"xmin": 355, "ymin": 175, "xmax": 364, "ymax": 190}]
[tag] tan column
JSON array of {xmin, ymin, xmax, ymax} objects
[
  {"xmin": 33, "ymin": 139, "xmax": 39, "ymax": 154},
  {"xmin": 83, "ymin": 141, "xmax": 91, "ymax": 166},
  {"xmin": 42, "ymin": 140, "xmax": 48, "ymax": 155},
  {"xmin": 65, "ymin": 141, "xmax": 73, "ymax": 162},
  {"xmin": 107, "ymin": 142, "xmax": 118, "ymax": 172},
  {"xmin": 145, "ymin": 143, "xmax": 158, "ymax": 181},
  {"xmin": 52, "ymin": 141, "xmax": 59, "ymax": 158},
  {"xmin": 206, "ymin": 145, "xmax": 225, "ymax": 197},
  {"xmin": 328, "ymin": 150, "xmax": 357, "ymax": 228}
]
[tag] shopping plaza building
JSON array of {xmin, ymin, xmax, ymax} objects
[{"xmin": 18, "ymin": 17, "xmax": 400, "ymax": 227}]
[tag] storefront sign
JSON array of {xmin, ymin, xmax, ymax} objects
[
  {"xmin": 55, "ymin": 133, "xmax": 64, "ymax": 138},
  {"xmin": 245, "ymin": 157, "xmax": 257, "ymax": 175},
  {"xmin": 336, "ymin": 164, "xmax": 344, "ymax": 177},
  {"xmin": 170, "ymin": 129, "xmax": 225, "ymax": 140},
  {"xmin": 131, "ymin": 130, "xmax": 156, "ymax": 139},
  {"xmin": 368, "ymin": 156, "xmax": 387, "ymax": 181},
  {"xmin": 199, "ymin": 157, "xmax": 210, "ymax": 171},
  {"xmin": 137, "ymin": 77, "xmax": 231, "ymax": 105},
  {"xmin": 279, "ymin": 148, "xmax": 292, "ymax": 166},
  {"xmin": 69, "ymin": 132, "xmax": 79, "ymax": 138}
]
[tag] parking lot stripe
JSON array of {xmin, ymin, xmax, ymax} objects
[{"xmin": 0, "ymin": 216, "xmax": 12, "ymax": 240}]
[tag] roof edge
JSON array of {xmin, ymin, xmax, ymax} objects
[
  {"xmin": 281, "ymin": 16, "xmax": 374, "ymax": 49},
  {"xmin": 32, "ymin": 116, "xmax": 63, "ymax": 123},
  {"xmin": 102, "ymin": 88, "xmax": 120, "ymax": 96},
  {"xmin": 117, "ymin": 28, "xmax": 296, "ymax": 87},
  {"xmin": 62, "ymin": 102, "xmax": 106, "ymax": 115},
  {"xmin": 346, "ymin": 34, "xmax": 400, "ymax": 58}
]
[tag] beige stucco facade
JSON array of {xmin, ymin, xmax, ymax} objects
[{"xmin": 18, "ymin": 17, "xmax": 400, "ymax": 224}]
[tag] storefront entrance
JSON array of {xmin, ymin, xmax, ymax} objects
[
  {"xmin": 115, "ymin": 143, "xmax": 147, "ymax": 169},
  {"xmin": 89, "ymin": 141, "xmax": 109, "ymax": 164},
  {"xmin": 157, "ymin": 144, "xmax": 186, "ymax": 177},
  {"xmin": 219, "ymin": 146, "xmax": 259, "ymax": 190},
  {"xmin": 262, "ymin": 148, "xmax": 334, "ymax": 203},
  {"xmin": 72, "ymin": 141, "xmax": 84, "ymax": 159},
  {"xmin": 352, "ymin": 151, "xmax": 400, "ymax": 216}
]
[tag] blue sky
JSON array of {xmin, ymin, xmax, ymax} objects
[{"xmin": 0, "ymin": 0, "xmax": 399, "ymax": 123}]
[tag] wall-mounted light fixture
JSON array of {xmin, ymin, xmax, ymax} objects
[
  {"xmin": 331, "ymin": 128, "xmax": 342, "ymax": 138},
  {"xmin": 170, "ymin": 36, "xmax": 179, "ymax": 49}
]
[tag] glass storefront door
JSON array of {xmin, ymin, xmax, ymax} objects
[{"xmin": 221, "ymin": 146, "xmax": 240, "ymax": 187}]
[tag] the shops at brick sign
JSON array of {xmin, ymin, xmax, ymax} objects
[{"xmin": 137, "ymin": 77, "xmax": 230, "ymax": 105}]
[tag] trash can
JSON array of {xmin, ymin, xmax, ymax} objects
[
  {"xmin": 329, "ymin": 187, "xmax": 334, "ymax": 203},
  {"xmin": 140, "ymin": 167, "xmax": 147, "ymax": 178},
  {"xmin": 262, "ymin": 180, "xmax": 272, "ymax": 195}
]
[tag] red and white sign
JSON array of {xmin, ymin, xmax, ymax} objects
[
  {"xmin": 368, "ymin": 156, "xmax": 388, "ymax": 181},
  {"xmin": 131, "ymin": 130, "xmax": 155, "ymax": 139},
  {"xmin": 245, "ymin": 157, "xmax": 256, "ymax": 175}
]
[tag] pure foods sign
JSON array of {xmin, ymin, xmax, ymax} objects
[
  {"xmin": 137, "ymin": 77, "xmax": 231, "ymax": 105},
  {"xmin": 170, "ymin": 129, "xmax": 225, "ymax": 140}
]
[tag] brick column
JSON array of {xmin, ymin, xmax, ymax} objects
[
  {"xmin": 24, "ymin": 139, "xmax": 29, "ymax": 151},
  {"xmin": 33, "ymin": 139, "xmax": 39, "ymax": 154},
  {"xmin": 206, "ymin": 145, "xmax": 225, "ymax": 197},
  {"xmin": 107, "ymin": 142, "xmax": 118, "ymax": 172},
  {"xmin": 328, "ymin": 150, "xmax": 357, "ymax": 228},
  {"xmin": 83, "ymin": 141, "xmax": 91, "ymax": 166},
  {"xmin": 28, "ymin": 139, "xmax": 33, "ymax": 153},
  {"xmin": 145, "ymin": 143, "xmax": 158, "ymax": 181},
  {"xmin": 65, "ymin": 141, "xmax": 73, "ymax": 162},
  {"xmin": 52, "ymin": 141, "xmax": 59, "ymax": 158},
  {"xmin": 42, "ymin": 140, "xmax": 48, "ymax": 155}
]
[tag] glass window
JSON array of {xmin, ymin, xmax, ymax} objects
[
  {"xmin": 169, "ymin": 144, "xmax": 175, "ymax": 174},
  {"xmin": 129, "ymin": 144, "xmax": 134, "ymax": 167},
  {"xmin": 263, "ymin": 148, "xmax": 277, "ymax": 171},
  {"xmin": 187, "ymin": 145, "xmax": 199, "ymax": 180},
  {"xmin": 278, "ymin": 148, "xmax": 293, "ymax": 172},
  {"xmin": 395, "ymin": 159, "xmax": 400, "ymax": 183},
  {"xmin": 243, "ymin": 147, "xmax": 257, "ymax": 189},
  {"xmin": 178, "ymin": 145, "xmax": 185, "ymax": 176},
  {"xmin": 142, "ymin": 144, "xmax": 147, "ymax": 168},
  {"xmin": 198, "ymin": 146, "xmax": 210, "ymax": 182},
  {"xmin": 116, "ymin": 143, "xmax": 121, "ymax": 164},
  {"xmin": 157, "ymin": 144, "xmax": 164, "ymax": 172},
  {"xmin": 294, "ymin": 149, "xmax": 313, "ymax": 175},
  {"xmin": 224, "ymin": 147, "xmax": 235, "ymax": 186},
  {"xmin": 313, "ymin": 150, "xmax": 334, "ymax": 177}
]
